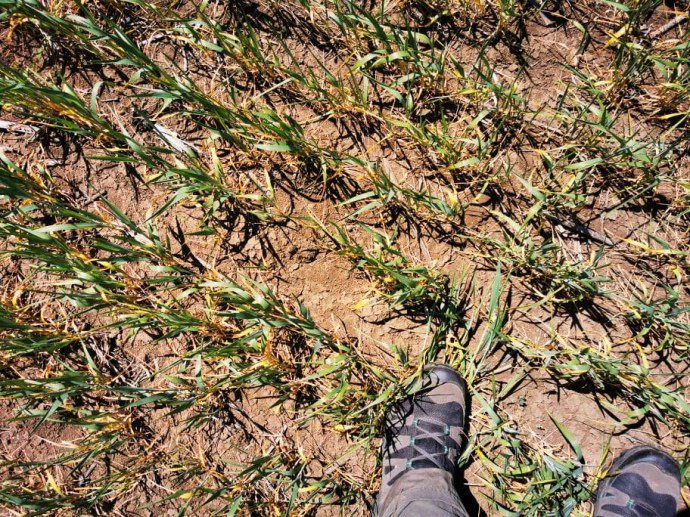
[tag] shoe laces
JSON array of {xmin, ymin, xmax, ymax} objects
[{"xmin": 407, "ymin": 415, "xmax": 452, "ymax": 469}]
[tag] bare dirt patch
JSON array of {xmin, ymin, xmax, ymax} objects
[{"xmin": 1, "ymin": 0, "xmax": 689, "ymax": 514}]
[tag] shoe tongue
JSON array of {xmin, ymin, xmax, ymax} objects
[
  {"xmin": 411, "ymin": 458, "xmax": 444, "ymax": 470},
  {"xmin": 414, "ymin": 436, "xmax": 445, "ymax": 453},
  {"xmin": 410, "ymin": 437, "xmax": 455, "ymax": 471},
  {"xmin": 416, "ymin": 418, "xmax": 445, "ymax": 434}
]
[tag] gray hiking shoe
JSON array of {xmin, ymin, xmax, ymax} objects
[
  {"xmin": 377, "ymin": 364, "xmax": 467, "ymax": 506},
  {"xmin": 594, "ymin": 445, "xmax": 681, "ymax": 517}
]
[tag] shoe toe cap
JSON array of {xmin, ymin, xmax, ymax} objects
[{"xmin": 424, "ymin": 363, "xmax": 466, "ymax": 389}]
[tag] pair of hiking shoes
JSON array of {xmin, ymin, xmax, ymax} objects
[{"xmin": 380, "ymin": 364, "xmax": 682, "ymax": 517}]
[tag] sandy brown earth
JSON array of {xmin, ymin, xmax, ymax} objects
[{"xmin": 1, "ymin": 0, "xmax": 689, "ymax": 514}]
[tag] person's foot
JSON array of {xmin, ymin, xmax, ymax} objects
[
  {"xmin": 378, "ymin": 363, "xmax": 467, "ymax": 505},
  {"xmin": 594, "ymin": 445, "xmax": 681, "ymax": 517}
]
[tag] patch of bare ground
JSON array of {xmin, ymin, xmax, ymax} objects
[{"xmin": 1, "ymin": 0, "xmax": 689, "ymax": 513}]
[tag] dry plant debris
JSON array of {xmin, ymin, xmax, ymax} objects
[{"xmin": 0, "ymin": 0, "xmax": 689, "ymax": 514}]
